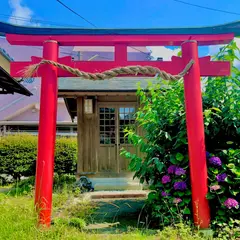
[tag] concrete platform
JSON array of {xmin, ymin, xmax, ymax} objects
[{"xmin": 90, "ymin": 178, "xmax": 143, "ymax": 191}]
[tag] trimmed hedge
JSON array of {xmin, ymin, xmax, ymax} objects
[
  {"xmin": 0, "ymin": 134, "xmax": 77, "ymax": 180},
  {"xmin": 7, "ymin": 174, "xmax": 77, "ymax": 195}
]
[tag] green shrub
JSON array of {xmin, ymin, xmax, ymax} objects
[
  {"xmin": 0, "ymin": 134, "xmax": 77, "ymax": 180},
  {"xmin": 53, "ymin": 173, "xmax": 76, "ymax": 192},
  {"xmin": 214, "ymin": 218, "xmax": 240, "ymax": 240},
  {"xmin": 69, "ymin": 217, "xmax": 86, "ymax": 229},
  {"xmin": 66, "ymin": 200, "xmax": 95, "ymax": 220},
  {"xmin": 53, "ymin": 217, "xmax": 69, "ymax": 226},
  {"xmin": 0, "ymin": 174, "xmax": 13, "ymax": 186},
  {"xmin": 54, "ymin": 137, "xmax": 78, "ymax": 175},
  {"xmin": 121, "ymin": 40, "xmax": 240, "ymax": 231},
  {"xmin": 0, "ymin": 134, "xmax": 37, "ymax": 180},
  {"xmin": 8, "ymin": 174, "xmax": 77, "ymax": 196},
  {"xmin": 157, "ymin": 222, "xmax": 206, "ymax": 240},
  {"xmin": 8, "ymin": 176, "xmax": 35, "ymax": 196},
  {"xmin": 207, "ymin": 150, "xmax": 240, "ymax": 226}
]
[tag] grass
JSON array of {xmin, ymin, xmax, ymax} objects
[
  {"xmin": 0, "ymin": 192, "xmax": 157, "ymax": 240},
  {"xmin": 0, "ymin": 190, "xmax": 230, "ymax": 240}
]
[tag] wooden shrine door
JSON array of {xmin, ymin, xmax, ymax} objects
[{"xmin": 98, "ymin": 104, "xmax": 137, "ymax": 175}]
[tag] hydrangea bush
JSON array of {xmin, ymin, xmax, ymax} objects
[
  {"xmin": 121, "ymin": 41, "xmax": 240, "ymax": 232},
  {"xmin": 207, "ymin": 150, "xmax": 240, "ymax": 223}
]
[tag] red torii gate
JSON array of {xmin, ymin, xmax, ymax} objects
[{"xmin": 6, "ymin": 25, "xmax": 233, "ymax": 228}]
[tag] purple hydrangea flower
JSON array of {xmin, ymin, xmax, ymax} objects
[
  {"xmin": 209, "ymin": 156, "xmax": 222, "ymax": 167},
  {"xmin": 175, "ymin": 167, "xmax": 186, "ymax": 176},
  {"xmin": 161, "ymin": 191, "xmax": 169, "ymax": 197},
  {"xmin": 174, "ymin": 181, "xmax": 187, "ymax": 191},
  {"xmin": 216, "ymin": 173, "xmax": 227, "ymax": 182},
  {"xmin": 210, "ymin": 185, "xmax": 221, "ymax": 191},
  {"xmin": 168, "ymin": 165, "xmax": 176, "ymax": 174},
  {"xmin": 173, "ymin": 198, "xmax": 182, "ymax": 204},
  {"xmin": 161, "ymin": 175, "xmax": 171, "ymax": 184},
  {"xmin": 224, "ymin": 198, "xmax": 239, "ymax": 209},
  {"xmin": 206, "ymin": 151, "xmax": 210, "ymax": 159}
]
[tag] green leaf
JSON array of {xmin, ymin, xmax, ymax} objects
[
  {"xmin": 147, "ymin": 157, "xmax": 157, "ymax": 166},
  {"xmin": 183, "ymin": 198, "xmax": 191, "ymax": 204},
  {"xmin": 176, "ymin": 153, "xmax": 184, "ymax": 161},
  {"xmin": 170, "ymin": 155, "xmax": 178, "ymax": 164},
  {"xmin": 229, "ymin": 189, "xmax": 239, "ymax": 196},
  {"xmin": 135, "ymin": 161, "xmax": 142, "ymax": 171},
  {"xmin": 148, "ymin": 192, "xmax": 156, "ymax": 201},
  {"xmin": 125, "ymin": 152, "xmax": 132, "ymax": 159},
  {"xmin": 210, "ymin": 107, "xmax": 221, "ymax": 112},
  {"xmin": 227, "ymin": 163, "xmax": 235, "ymax": 169},
  {"xmin": 164, "ymin": 132, "xmax": 172, "ymax": 141},
  {"xmin": 183, "ymin": 208, "xmax": 191, "ymax": 215},
  {"xmin": 177, "ymin": 192, "xmax": 185, "ymax": 197},
  {"xmin": 171, "ymin": 207, "xmax": 178, "ymax": 212},
  {"xmin": 226, "ymin": 141, "xmax": 234, "ymax": 145},
  {"xmin": 204, "ymin": 109, "xmax": 212, "ymax": 118},
  {"xmin": 140, "ymin": 177, "xmax": 144, "ymax": 184},
  {"xmin": 222, "ymin": 150, "xmax": 228, "ymax": 155},
  {"xmin": 156, "ymin": 161, "xmax": 164, "ymax": 173},
  {"xmin": 226, "ymin": 178, "xmax": 234, "ymax": 184},
  {"xmin": 185, "ymin": 190, "xmax": 192, "ymax": 196},
  {"xmin": 206, "ymin": 193, "xmax": 215, "ymax": 200},
  {"xmin": 217, "ymin": 210, "xmax": 225, "ymax": 216}
]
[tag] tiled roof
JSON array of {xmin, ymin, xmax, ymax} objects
[
  {"xmin": 58, "ymin": 77, "xmax": 160, "ymax": 92},
  {"xmin": 0, "ymin": 66, "xmax": 31, "ymax": 96},
  {"xmin": 0, "ymin": 21, "xmax": 240, "ymax": 36}
]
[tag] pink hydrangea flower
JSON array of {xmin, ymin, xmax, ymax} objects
[
  {"xmin": 209, "ymin": 156, "xmax": 222, "ymax": 167},
  {"xmin": 168, "ymin": 165, "xmax": 176, "ymax": 174},
  {"xmin": 161, "ymin": 175, "xmax": 171, "ymax": 184},
  {"xmin": 173, "ymin": 198, "xmax": 182, "ymax": 204},
  {"xmin": 216, "ymin": 173, "xmax": 227, "ymax": 182},
  {"xmin": 174, "ymin": 181, "xmax": 187, "ymax": 191},
  {"xmin": 210, "ymin": 185, "xmax": 221, "ymax": 191},
  {"xmin": 175, "ymin": 167, "xmax": 186, "ymax": 176},
  {"xmin": 161, "ymin": 191, "xmax": 169, "ymax": 197},
  {"xmin": 224, "ymin": 198, "xmax": 239, "ymax": 209}
]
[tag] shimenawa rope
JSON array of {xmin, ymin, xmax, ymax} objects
[{"xmin": 22, "ymin": 59, "xmax": 194, "ymax": 81}]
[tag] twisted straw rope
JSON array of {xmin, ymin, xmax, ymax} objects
[{"xmin": 23, "ymin": 59, "xmax": 194, "ymax": 81}]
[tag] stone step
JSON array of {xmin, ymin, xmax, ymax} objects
[{"xmin": 84, "ymin": 190, "xmax": 148, "ymax": 200}]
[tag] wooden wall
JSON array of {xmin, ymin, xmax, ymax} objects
[
  {"xmin": 77, "ymin": 97, "xmax": 98, "ymax": 174},
  {"xmin": 77, "ymin": 94, "xmax": 140, "ymax": 177}
]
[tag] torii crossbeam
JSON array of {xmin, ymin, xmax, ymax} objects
[{"xmin": 2, "ymin": 20, "xmax": 237, "ymax": 229}]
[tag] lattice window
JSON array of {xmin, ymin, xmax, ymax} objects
[
  {"xmin": 119, "ymin": 107, "xmax": 135, "ymax": 144},
  {"xmin": 99, "ymin": 107, "xmax": 116, "ymax": 144}
]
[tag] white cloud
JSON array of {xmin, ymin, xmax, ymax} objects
[
  {"xmin": 8, "ymin": 0, "xmax": 39, "ymax": 26},
  {"xmin": 208, "ymin": 37, "xmax": 240, "ymax": 68},
  {"xmin": 208, "ymin": 44, "xmax": 224, "ymax": 56},
  {"xmin": 209, "ymin": 38, "xmax": 240, "ymax": 55},
  {"xmin": 147, "ymin": 46, "xmax": 180, "ymax": 60}
]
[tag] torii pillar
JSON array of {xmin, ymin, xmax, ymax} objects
[
  {"xmin": 34, "ymin": 40, "xmax": 59, "ymax": 226},
  {"xmin": 182, "ymin": 40, "xmax": 210, "ymax": 227}
]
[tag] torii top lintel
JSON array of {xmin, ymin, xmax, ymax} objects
[
  {"xmin": 1, "ymin": 21, "xmax": 238, "ymax": 46},
  {"xmin": 2, "ymin": 21, "xmax": 235, "ymax": 78}
]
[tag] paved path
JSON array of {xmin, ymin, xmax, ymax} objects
[
  {"xmin": 84, "ymin": 190, "xmax": 149, "ymax": 233},
  {"xmin": 0, "ymin": 188, "xmax": 10, "ymax": 193}
]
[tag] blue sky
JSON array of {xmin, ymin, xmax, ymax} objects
[
  {"xmin": 1, "ymin": 0, "xmax": 240, "ymax": 58},
  {"xmin": 2, "ymin": 0, "xmax": 240, "ymax": 28}
]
